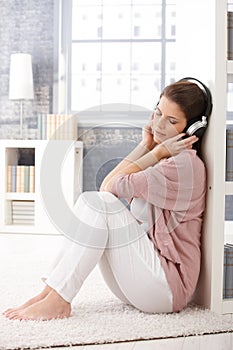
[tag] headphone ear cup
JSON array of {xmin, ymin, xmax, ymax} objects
[
  {"xmin": 190, "ymin": 126, "xmax": 206, "ymax": 138},
  {"xmin": 185, "ymin": 116, "xmax": 208, "ymax": 138}
]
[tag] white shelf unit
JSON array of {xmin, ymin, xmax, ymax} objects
[
  {"xmin": 176, "ymin": 0, "xmax": 233, "ymax": 314},
  {"xmin": 0, "ymin": 140, "xmax": 83, "ymax": 235}
]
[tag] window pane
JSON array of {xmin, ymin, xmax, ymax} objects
[
  {"xmin": 72, "ymin": 43, "xmax": 101, "ymax": 74},
  {"xmin": 131, "ymin": 75, "xmax": 161, "ymax": 109},
  {"xmin": 72, "ymin": 43, "xmax": 101, "ymax": 111},
  {"xmin": 166, "ymin": 4, "xmax": 176, "ymax": 39},
  {"xmin": 165, "ymin": 75, "xmax": 176, "ymax": 87},
  {"xmin": 132, "ymin": 43, "xmax": 161, "ymax": 74},
  {"xmin": 102, "ymin": 43, "xmax": 130, "ymax": 74},
  {"xmin": 165, "ymin": 42, "xmax": 176, "ymax": 76},
  {"xmin": 73, "ymin": 0, "xmax": 102, "ymax": 5},
  {"xmin": 102, "ymin": 0, "xmax": 131, "ymax": 4},
  {"xmin": 71, "ymin": 75, "xmax": 101, "ymax": 111},
  {"xmin": 101, "ymin": 75, "xmax": 130, "ymax": 105},
  {"xmin": 132, "ymin": 5, "xmax": 162, "ymax": 39},
  {"xmin": 102, "ymin": 5, "xmax": 131, "ymax": 39},
  {"xmin": 166, "ymin": 0, "xmax": 176, "ymax": 4},
  {"xmin": 132, "ymin": 0, "xmax": 162, "ymax": 4},
  {"xmin": 72, "ymin": 5, "xmax": 102, "ymax": 40}
]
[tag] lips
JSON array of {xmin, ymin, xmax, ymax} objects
[{"xmin": 154, "ymin": 129, "xmax": 165, "ymax": 138}]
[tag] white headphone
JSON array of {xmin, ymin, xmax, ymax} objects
[{"xmin": 181, "ymin": 77, "xmax": 212, "ymax": 138}]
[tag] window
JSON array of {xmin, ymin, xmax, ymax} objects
[{"xmin": 56, "ymin": 0, "xmax": 176, "ymax": 124}]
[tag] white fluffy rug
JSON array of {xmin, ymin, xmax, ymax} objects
[{"xmin": 0, "ymin": 252, "xmax": 232, "ymax": 350}]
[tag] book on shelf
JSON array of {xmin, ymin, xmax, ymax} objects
[
  {"xmin": 223, "ymin": 245, "xmax": 227, "ymax": 299},
  {"xmin": 29, "ymin": 166, "xmax": 35, "ymax": 193},
  {"xmin": 11, "ymin": 200, "xmax": 35, "ymax": 225},
  {"xmin": 24, "ymin": 166, "xmax": 30, "ymax": 192},
  {"xmin": 37, "ymin": 114, "xmax": 78, "ymax": 140},
  {"xmin": 7, "ymin": 165, "xmax": 35, "ymax": 193},
  {"xmin": 12, "ymin": 200, "xmax": 35, "ymax": 208},
  {"xmin": 226, "ymin": 124, "xmax": 233, "ymax": 181},
  {"xmin": 12, "ymin": 220, "xmax": 34, "ymax": 225},
  {"xmin": 228, "ymin": 11, "xmax": 233, "ymax": 60},
  {"xmin": 223, "ymin": 243, "xmax": 233, "ymax": 299}
]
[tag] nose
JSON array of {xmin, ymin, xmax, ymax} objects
[{"xmin": 152, "ymin": 114, "xmax": 166, "ymax": 130}]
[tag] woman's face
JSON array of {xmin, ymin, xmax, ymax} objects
[{"xmin": 151, "ymin": 96, "xmax": 187, "ymax": 144}]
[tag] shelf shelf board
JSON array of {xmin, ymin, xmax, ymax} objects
[
  {"xmin": 0, "ymin": 139, "xmax": 83, "ymax": 148},
  {"xmin": 227, "ymin": 61, "xmax": 233, "ymax": 83},
  {"xmin": 5, "ymin": 192, "xmax": 35, "ymax": 200},
  {"xmin": 1, "ymin": 225, "xmax": 37, "ymax": 234},
  {"xmin": 227, "ymin": 60, "xmax": 233, "ymax": 74},
  {"xmin": 225, "ymin": 222, "xmax": 233, "ymax": 244},
  {"xmin": 222, "ymin": 299, "xmax": 233, "ymax": 313},
  {"xmin": 0, "ymin": 225, "xmax": 61, "ymax": 235},
  {"xmin": 225, "ymin": 182, "xmax": 233, "ymax": 194}
]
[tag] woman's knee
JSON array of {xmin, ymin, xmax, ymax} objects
[
  {"xmin": 77, "ymin": 191, "xmax": 116, "ymax": 207},
  {"xmin": 76, "ymin": 191, "xmax": 123, "ymax": 219},
  {"xmin": 74, "ymin": 191, "xmax": 103, "ymax": 215}
]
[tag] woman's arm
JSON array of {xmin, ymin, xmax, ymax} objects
[
  {"xmin": 100, "ymin": 142, "xmax": 165, "ymax": 192},
  {"xmin": 100, "ymin": 132, "xmax": 198, "ymax": 192},
  {"xmin": 99, "ymin": 123, "xmax": 156, "ymax": 191}
]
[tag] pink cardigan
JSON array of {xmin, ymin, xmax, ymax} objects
[{"xmin": 111, "ymin": 149, "xmax": 206, "ymax": 312}]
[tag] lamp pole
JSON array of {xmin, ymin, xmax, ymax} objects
[{"xmin": 19, "ymin": 100, "xmax": 23, "ymax": 139}]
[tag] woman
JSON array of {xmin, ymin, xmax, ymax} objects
[{"xmin": 4, "ymin": 78, "xmax": 210, "ymax": 320}]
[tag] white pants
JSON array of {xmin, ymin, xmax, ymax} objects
[{"xmin": 44, "ymin": 191, "xmax": 173, "ymax": 313}]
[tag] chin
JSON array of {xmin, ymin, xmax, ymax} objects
[{"xmin": 153, "ymin": 136, "xmax": 162, "ymax": 144}]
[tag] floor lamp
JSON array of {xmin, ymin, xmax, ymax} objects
[{"xmin": 9, "ymin": 53, "xmax": 34, "ymax": 139}]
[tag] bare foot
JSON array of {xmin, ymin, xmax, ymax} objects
[
  {"xmin": 3, "ymin": 285, "xmax": 52, "ymax": 317},
  {"xmin": 5, "ymin": 290, "xmax": 71, "ymax": 321}
]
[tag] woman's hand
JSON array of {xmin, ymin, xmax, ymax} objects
[
  {"xmin": 154, "ymin": 133, "xmax": 199, "ymax": 158},
  {"xmin": 141, "ymin": 121, "xmax": 157, "ymax": 150}
]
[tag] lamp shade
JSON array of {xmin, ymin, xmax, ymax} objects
[{"xmin": 9, "ymin": 53, "xmax": 34, "ymax": 100}]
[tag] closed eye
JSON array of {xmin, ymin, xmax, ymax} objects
[
  {"xmin": 154, "ymin": 107, "xmax": 162, "ymax": 117},
  {"xmin": 154, "ymin": 107, "xmax": 179, "ymax": 125},
  {"xmin": 169, "ymin": 117, "xmax": 178, "ymax": 124}
]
